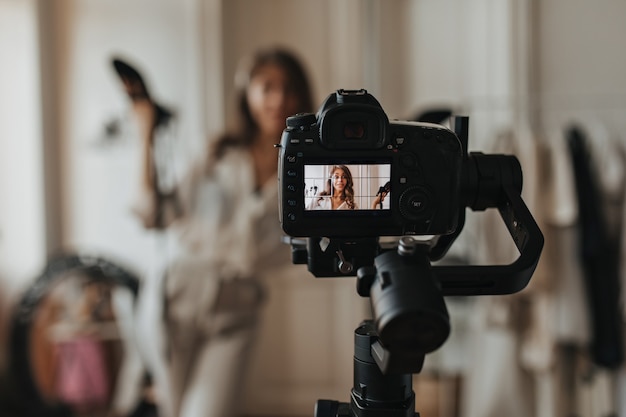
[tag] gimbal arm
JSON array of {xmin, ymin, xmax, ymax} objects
[{"xmin": 430, "ymin": 117, "xmax": 544, "ymax": 295}]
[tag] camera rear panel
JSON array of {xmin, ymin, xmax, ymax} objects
[{"xmin": 278, "ymin": 118, "xmax": 463, "ymax": 238}]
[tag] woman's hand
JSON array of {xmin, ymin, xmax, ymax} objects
[{"xmin": 371, "ymin": 191, "xmax": 388, "ymax": 209}]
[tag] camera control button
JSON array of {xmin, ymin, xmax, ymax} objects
[
  {"xmin": 287, "ymin": 184, "xmax": 297, "ymax": 193},
  {"xmin": 286, "ymin": 113, "xmax": 316, "ymax": 129},
  {"xmin": 287, "ymin": 170, "xmax": 297, "ymax": 178},
  {"xmin": 400, "ymin": 153, "xmax": 420, "ymax": 171},
  {"xmin": 286, "ymin": 212, "xmax": 297, "ymax": 222},
  {"xmin": 286, "ymin": 154, "xmax": 298, "ymax": 163},
  {"xmin": 399, "ymin": 187, "xmax": 432, "ymax": 220},
  {"xmin": 287, "ymin": 199, "xmax": 297, "ymax": 207}
]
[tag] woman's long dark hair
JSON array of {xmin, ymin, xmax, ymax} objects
[{"xmin": 211, "ymin": 47, "xmax": 314, "ymax": 159}]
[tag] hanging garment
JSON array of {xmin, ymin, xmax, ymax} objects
[
  {"xmin": 462, "ymin": 127, "xmax": 544, "ymax": 417},
  {"xmin": 566, "ymin": 125, "xmax": 624, "ymax": 370}
]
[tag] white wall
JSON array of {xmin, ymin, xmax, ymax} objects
[
  {"xmin": 0, "ymin": 0, "xmax": 46, "ymax": 374},
  {"xmin": 535, "ymin": 0, "xmax": 626, "ymax": 136},
  {"xmin": 369, "ymin": 0, "xmax": 523, "ymax": 152},
  {"xmin": 0, "ymin": 0, "xmax": 45, "ymax": 286},
  {"xmin": 0, "ymin": 0, "xmax": 46, "ymax": 286},
  {"xmin": 61, "ymin": 0, "xmax": 205, "ymax": 274}
]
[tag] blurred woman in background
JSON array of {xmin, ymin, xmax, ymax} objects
[{"xmin": 125, "ymin": 46, "xmax": 314, "ymax": 417}]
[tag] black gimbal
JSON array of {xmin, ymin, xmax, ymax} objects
[{"xmin": 288, "ymin": 117, "xmax": 544, "ymax": 417}]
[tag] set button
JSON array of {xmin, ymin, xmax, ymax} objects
[{"xmin": 399, "ymin": 186, "xmax": 433, "ymax": 221}]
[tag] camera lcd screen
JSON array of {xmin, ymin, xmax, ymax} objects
[{"xmin": 304, "ymin": 163, "xmax": 391, "ymax": 212}]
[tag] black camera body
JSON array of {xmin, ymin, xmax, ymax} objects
[{"xmin": 278, "ymin": 89, "xmax": 463, "ymax": 238}]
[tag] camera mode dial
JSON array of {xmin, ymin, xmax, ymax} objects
[{"xmin": 286, "ymin": 113, "xmax": 316, "ymax": 130}]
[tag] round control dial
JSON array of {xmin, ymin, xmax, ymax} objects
[{"xmin": 399, "ymin": 186, "xmax": 434, "ymax": 221}]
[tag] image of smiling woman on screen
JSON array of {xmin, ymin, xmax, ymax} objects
[{"xmin": 307, "ymin": 165, "xmax": 357, "ymax": 210}]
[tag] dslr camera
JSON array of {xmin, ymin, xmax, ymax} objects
[
  {"xmin": 278, "ymin": 89, "xmax": 462, "ymax": 238},
  {"xmin": 277, "ymin": 89, "xmax": 542, "ymax": 292}
]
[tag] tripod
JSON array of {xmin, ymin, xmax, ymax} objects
[
  {"xmin": 315, "ymin": 320, "xmax": 420, "ymax": 417},
  {"xmin": 315, "ymin": 238, "xmax": 450, "ymax": 417}
]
